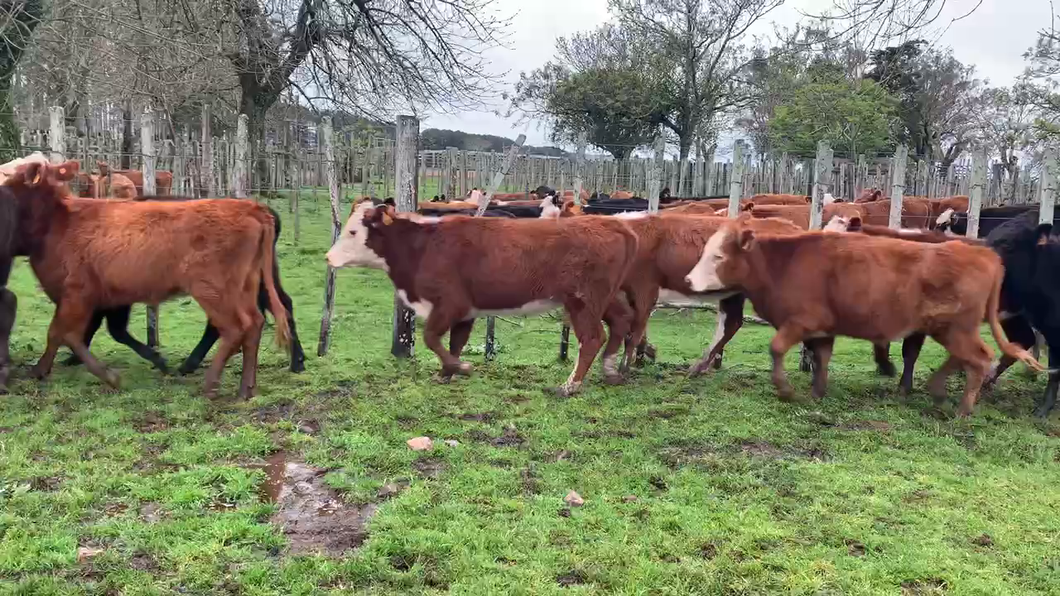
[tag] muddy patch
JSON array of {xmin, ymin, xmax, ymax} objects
[
  {"xmin": 660, "ymin": 440, "xmax": 828, "ymax": 468},
  {"xmin": 136, "ymin": 412, "xmax": 169, "ymax": 433},
  {"xmin": 699, "ymin": 543, "xmax": 718, "ymax": 559},
  {"xmin": 739, "ymin": 440, "xmax": 829, "ymax": 461},
  {"xmin": 468, "ymin": 426, "xmax": 526, "ymax": 447},
  {"xmin": 128, "ymin": 552, "xmax": 159, "ymax": 572},
  {"xmin": 412, "ymin": 457, "xmax": 446, "ymax": 479},
  {"xmin": 458, "ymin": 411, "xmax": 499, "ymax": 423},
  {"xmin": 255, "ymin": 452, "xmax": 376, "ymax": 556},
  {"xmin": 254, "ymin": 401, "xmax": 294, "ymax": 424},
  {"xmin": 845, "ymin": 539, "xmax": 866, "ymax": 557},
  {"xmin": 901, "ymin": 578, "xmax": 947, "ymax": 595},
  {"xmin": 556, "ymin": 570, "xmax": 588, "ymax": 587},
  {"xmin": 28, "ymin": 476, "xmax": 61, "ymax": 492}
]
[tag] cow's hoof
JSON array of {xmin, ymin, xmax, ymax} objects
[
  {"xmin": 552, "ymin": 383, "xmax": 581, "ymax": 398},
  {"xmin": 432, "ymin": 373, "xmax": 454, "ymax": 384},
  {"xmin": 238, "ymin": 386, "xmax": 256, "ymax": 399},
  {"xmin": 1034, "ymin": 405, "xmax": 1053, "ymax": 419},
  {"xmin": 290, "ymin": 360, "xmax": 306, "ymax": 374},
  {"xmin": 177, "ymin": 364, "xmax": 198, "ymax": 376},
  {"xmin": 686, "ymin": 361, "xmax": 712, "ymax": 378},
  {"xmin": 876, "ymin": 362, "xmax": 897, "ymax": 378},
  {"xmin": 954, "ymin": 407, "xmax": 973, "ymax": 419},
  {"xmin": 29, "ymin": 365, "xmax": 48, "ymax": 380},
  {"xmin": 104, "ymin": 369, "xmax": 121, "ymax": 389},
  {"xmin": 603, "ymin": 373, "xmax": 626, "ymax": 386},
  {"xmin": 777, "ymin": 387, "xmax": 803, "ymax": 403}
]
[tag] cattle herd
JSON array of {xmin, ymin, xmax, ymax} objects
[{"xmin": 0, "ymin": 153, "xmax": 1056, "ymax": 420}]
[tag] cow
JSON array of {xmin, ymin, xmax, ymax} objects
[
  {"xmin": 749, "ymin": 193, "xmax": 812, "ymax": 206},
  {"xmin": 325, "ymin": 202, "xmax": 639, "ymax": 395},
  {"xmin": 0, "ymin": 152, "xmax": 49, "ymax": 184},
  {"xmin": 4, "ymin": 160, "xmax": 290, "ymax": 397},
  {"xmin": 936, "ymin": 205, "xmax": 1060, "ymax": 239},
  {"xmin": 97, "ymin": 161, "xmax": 174, "ymax": 196},
  {"xmin": 611, "ymin": 190, "xmax": 636, "ymax": 200},
  {"xmin": 659, "ymin": 202, "xmax": 716, "ymax": 216},
  {"xmin": 748, "ymin": 203, "xmax": 864, "ymax": 229},
  {"xmin": 684, "ymin": 217, "xmax": 1041, "ymax": 416},
  {"xmin": 58, "ymin": 198, "xmax": 307, "ymax": 376},
  {"xmin": 78, "ymin": 172, "xmax": 138, "ymax": 199}
]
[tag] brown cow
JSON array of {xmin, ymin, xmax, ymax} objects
[
  {"xmin": 602, "ymin": 212, "xmax": 803, "ymax": 376},
  {"xmin": 611, "ymin": 190, "xmax": 635, "ymax": 200},
  {"xmin": 97, "ymin": 161, "xmax": 173, "ymax": 196},
  {"xmin": 749, "ymin": 193, "xmax": 812, "ymax": 206},
  {"xmin": 748, "ymin": 203, "xmax": 864, "ymax": 229},
  {"xmin": 78, "ymin": 172, "xmax": 138, "ymax": 199},
  {"xmin": 5, "ymin": 160, "xmax": 290, "ymax": 397},
  {"xmin": 851, "ymin": 198, "xmax": 933, "ymax": 228},
  {"xmin": 661, "ymin": 202, "xmax": 717, "ymax": 216},
  {"xmin": 685, "ymin": 219, "xmax": 1041, "ymax": 416},
  {"xmin": 325, "ymin": 202, "xmax": 639, "ymax": 395}
]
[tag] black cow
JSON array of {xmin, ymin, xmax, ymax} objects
[
  {"xmin": 417, "ymin": 207, "xmax": 519, "ymax": 218},
  {"xmin": 584, "ymin": 199, "xmax": 650, "ymax": 215},
  {"xmin": 938, "ymin": 205, "xmax": 1060, "ymax": 238},
  {"xmin": 65, "ymin": 199, "xmax": 306, "ymax": 375}
]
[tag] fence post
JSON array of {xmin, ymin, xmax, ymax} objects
[
  {"xmin": 1040, "ymin": 147, "xmax": 1058, "ymax": 224},
  {"xmin": 888, "ymin": 145, "xmax": 908, "ymax": 230},
  {"xmin": 391, "ymin": 115, "xmax": 419, "ymax": 358},
  {"xmin": 317, "ymin": 117, "xmax": 342, "ymax": 356},
  {"xmin": 809, "ymin": 140, "xmax": 833, "ymax": 230},
  {"xmin": 572, "ymin": 133, "xmax": 588, "ymax": 205},
  {"xmin": 727, "ymin": 140, "xmax": 746, "ymax": 217},
  {"xmin": 647, "ymin": 132, "xmax": 665, "ymax": 213},
  {"xmin": 967, "ymin": 150, "xmax": 987, "ymax": 238},
  {"xmin": 139, "ymin": 110, "xmax": 160, "ymax": 347},
  {"xmin": 48, "ymin": 106, "xmax": 65, "ymax": 163},
  {"xmin": 233, "ymin": 114, "xmax": 249, "ymax": 199}
]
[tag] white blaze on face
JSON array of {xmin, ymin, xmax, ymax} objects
[
  {"xmin": 539, "ymin": 195, "xmax": 561, "ymax": 219},
  {"xmin": 935, "ymin": 208, "xmax": 955, "ymax": 228},
  {"xmin": 823, "ymin": 216, "xmax": 850, "ymax": 232},
  {"xmin": 685, "ymin": 229, "xmax": 730, "ymax": 292},
  {"xmin": 823, "ymin": 193, "xmax": 837, "ymax": 205},
  {"xmin": 326, "ymin": 202, "xmax": 389, "ymax": 270}
]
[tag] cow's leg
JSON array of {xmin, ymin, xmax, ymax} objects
[
  {"xmin": 0, "ymin": 288, "xmax": 16, "ymax": 393},
  {"xmin": 179, "ymin": 324, "xmax": 219, "ymax": 375},
  {"xmin": 237, "ymin": 308, "xmax": 265, "ymax": 399},
  {"xmin": 102, "ymin": 306, "xmax": 169, "ymax": 373},
  {"xmin": 259, "ymin": 279, "xmax": 305, "ymax": 373},
  {"xmin": 688, "ymin": 294, "xmax": 745, "ymax": 377},
  {"xmin": 899, "ymin": 333, "xmax": 927, "ymax": 397},
  {"xmin": 1034, "ymin": 337, "xmax": 1060, "ymax": 418},
  {"xmin": 769, "ymin": 326, "xmax": 805, "ymax": 402},
  {"xmin": 873, "ymin": 343, "xmax": 896, "ymax": 377},
  {"xmin": 984, "ymin": 316, "xmax": 1035, "ymax": 388},
  {"xmin": 622, "ymin": 286, "xmax": 657, "ymax": 372},
  {"xmin": 194, "ymin": 295, "xmax": 245, "ymax": 398},
  {"xmin": 925, "ymin": 356, "xmax": 962, "ymax": 407},
  {"xmin": 33, "ymin": 299, "xmax": 119, "ymax": 388},
  {"xmin": 601, "ymin": 298, "xmax": 632, "ymax": 384},
  {"xmin": 423, "ymin": 309, "xmax": 471, "ymax": 378},
  {"xmin": 556, "ymin": 301, "xmax": 606, "ymax": 397},
  {"xmin": 62, "ymin": 309, "xmax": 105, "ymax": 366},
  {"xmin": 807, "ymin": 336, "xmax": 835, "ymax": 399},
  {"xmin": 448, "ymin": 319, "xmax": 475, "ymax": 358},
  {"xmin": 944, "ymin": 335, "xmax": 992, "ymax": 418}
]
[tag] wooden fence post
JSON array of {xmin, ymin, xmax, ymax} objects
[
  {"xmin": 391, "ymin": 115, "xmax": 419, "ymax": 357},
  {"xmin": 888, "ymin": 145, "xmax": 908, "ymax": 230},
  {"xmin": 48, "ymin": 106, "xmax": 65, "ymax": 163},
  {"xmin": 572, "ymin": 133, "xmax": 588, "ymax": 205},
  {"xmin": 800, "ymin": 140, "xmax": 833, "ymax": 373},
  {"xmin": 233, "ymin": 114, "xmax": 249, "ymax": 199},
  {"xmin": 967, "ymin": 151, "xmax": 988, "ymax": 238},
  {"xmin": 727, "ymin": 140, "xmax": 746, "ymax": 216},
  {"xmin": 317, "ymin": 117, "xmax": 342, "ymax": 356},
  {"xmin": 647, "ymin": 132, "xmax": 665, "ymax": 213},
  {"xmin": 201, "ymin": 104, "xmax": 215, "ymax": 197},
  {"xmin": 1040, "ymin": 147, "xmax": 1058, "ymax": 225},
  {"xmin": 139, "ymin": 110, "xmax": 160, "ymax": 347}
]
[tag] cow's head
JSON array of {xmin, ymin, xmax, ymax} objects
[
  {"xmin": 685, "ymin": 219, "xmax": 756, "ymax": 292},
  {"xmin": 823, "ymin": 215, "xmax": 862, "ymax": 232},
  {"xmin": 538, "ymin": 194, "xmax": 561, "ymax": 219},
  {"xmin": 855, "ymin": 188, "xmax": 883, "ymax": 203},
  {"xmin": 326, "ymin": 199, "xmax": 391, "ymax": 270}
]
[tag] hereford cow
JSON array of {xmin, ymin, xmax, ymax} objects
[
  {"xmin": 748, "ymin": 203, "xmax": 864, "ymax": 229},
  {"xmin": 5, "ymin": 160, "xmax": 290, "ymax": 397},
  {"xmin": 326, "ymin": 202, "xmax": 639, "ymax": 395},
  {"xmin": 97, "ymin": 161, "xmax": 174, "ymax": 196},
  {"xmin": 684, "ymin": 218, "xmax": 1041, "ymax": 416},
  {"xmin": 749, "ymin": 193, "xmax": 811, "ymax": 206}
]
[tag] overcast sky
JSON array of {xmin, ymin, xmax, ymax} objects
[{"xmin": 421, "ymin": 0, "xmax": 1051, "ymax": 151}]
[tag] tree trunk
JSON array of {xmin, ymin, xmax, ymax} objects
[
  {"xmin": 121, "ymin": 99, "xmax": 135, "ymax": 170},
  {"xmin": 239, "ymin": 84, "xmax": 280, "ymax": 196},
  {"xmin": 0, "ymin": 0, "xmax": 44, "ymax": 162},
  {"xmin": 677, "ymin": 138, "xmax": 692, "ymax": 197}
]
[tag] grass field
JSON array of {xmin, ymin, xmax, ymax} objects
[{"xmin": 3, "ymin": 196, "xmax": 1060, "ymax": 595}]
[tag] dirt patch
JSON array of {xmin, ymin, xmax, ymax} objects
[
  {"xmin": 412, "ymin": 457, "xmax": 446, "ymax": 479},
  {"xmin": 739, "ymin": 440, "xmax": 829, "ymax": 461},
  {"xmin": 103, "ymin": 502, "xmax": 129, "ymax": 516},
  {"xmin": 841, "ymin": 420, "xmax": 892, "ymax": 432},
  {"xmin": 254, "ymin": 402, "xmax": 294, "ymax": 424},
  {"xmin": 649, "ymin": 476, "xmax": 668, "ymax": 492},
  {"xmin": 315, "ymin": 381, "xmax": 357, "ymax": 400},
  {"xmin": 845, "ymin": 539, "xmax": 866, "ymax": 557},
  {"xmin": 136, "ymin": 412, "xmax": 169, "ymax": 433},
  {"xmin": 699, "ymin": 543, "xmax": 718, "ymax": 559},
  {"xmin": 128, "ymin": 552, "xmax": 159, "ymax": 572},
  {"xmin": 256, "ymin": 452, "xmax": 377, "ymax": 556},
  {"xmin": 139, "ymin": 502, "xmax": 165, "ymax": 523},
  {"xmin": 28, "ymin": 476, "xmax": 61, "ymax": 492},
  {"xmin": 519, "ymin": 466, "xmax": 540, "ymax": 495},
  {"xmin": 901, "ymin": 578, "xmax": 947, "ymax": 595},
  {"xmin": 458, "ymin": 411, "xmax": 499, "ymax": 423},
  {"xmin": 470, "ymin": 426, "xmax": 527, "ymax": 447},
  {"xmin": 556, "ymin": 570, "xmax": 588, "ymax": 587},
  {"xmin": 0, "ymin": 427, "xmax": 11, "ymax": 434},
  {"xmin": 972, "ymin": 534, "xmax": 993, "ymax": 547}
]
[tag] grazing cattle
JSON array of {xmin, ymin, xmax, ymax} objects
[
  {"xmin": 5, "ymin": 160, "xmax": 290, "ymax": 397},
  {"xmin": 57, "ymin": 198, "xmax": 307, "ymax": 375},
  {"xmin": 326, "ymin": 202, "xmax": 638, "ymax": 395},
  {"xmin": 97, "ymin": 162, "xmax": 173, "ymax": 196},
  {"xmin": 684, "ymin": 218, "xmax": 1041, "ymax": 416}
]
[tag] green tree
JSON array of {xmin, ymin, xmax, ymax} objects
[{"xmin": 769, "ymin": 77, "xmax": 897, "ymax": 158}]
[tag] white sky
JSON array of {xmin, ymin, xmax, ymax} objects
[{"xmin": 421, "ymin": 0, "xmax": 1053, "ymax": 150}]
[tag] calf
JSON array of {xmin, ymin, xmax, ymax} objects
[
  {"xmin": 5, "ymin": 161, "xmax": 290, "ymax": 397},
  {"xmin": 62, "ymin": 199, "xmax": 306, "ymax": 375},
  {"xmin": 326, "ymin": 202, "xmax": 639, "ymax": 395},
  {"xmin": 97, "ymin": 162, "xmax": 173, "ymax": 196},
  {"xmin": 685, "ymin": 219, "xmax": 1041, "ymax": 416}
]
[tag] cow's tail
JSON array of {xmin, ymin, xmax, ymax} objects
[
  {"xmin": 986, "ymin": 264, "xmax": 1041, "ymax": 371},
  {"xmin": 260, "ymin": 210, "xmax": 291, "ymax": 350}
]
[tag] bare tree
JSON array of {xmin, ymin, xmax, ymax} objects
[{"xmin": 0, "ymin": 0, "xmax": 44, "ymax": 159}]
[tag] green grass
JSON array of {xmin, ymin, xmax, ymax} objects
[{"xmin": 2, "ymin": 196, "xmax": 1060, "ymax": 595}]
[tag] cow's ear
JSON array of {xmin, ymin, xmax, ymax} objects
[
  {"xmin": 743, "ymin": 201, "xmax": 755, "ymax": 211},
  {"xmin": 804, "ymin": 196, "xmax": 812, "ymax": 204},
  {"xmin": 23, "ymin": 161, "xmax": 45, "ymax": 187},
  {"xmin": 738, "ymin": 228, "xmax": 756, "ymax": 251},
  {"xmin": 848, "ymin": 216, "xmax": 863, "ymax": 232},
  {"xmin": 1037, "ymin": 223, "xmax": 1053, "ymax": 246}
]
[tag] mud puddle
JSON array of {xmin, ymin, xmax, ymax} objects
[{"xmin": 255, "ymin": 451, "xmax": 377, "ymax": 556}]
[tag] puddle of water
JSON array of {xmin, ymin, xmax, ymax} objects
[{"xmin": 253, "ymin": 451, "xmax": 377, "ymax": 556}]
